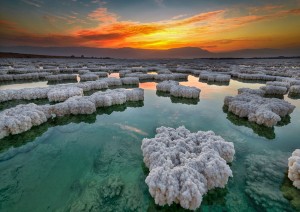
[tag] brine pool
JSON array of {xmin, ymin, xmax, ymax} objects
[{"xmin": 0, "ymin": 76, "xmax": 299, "ymax": 212}]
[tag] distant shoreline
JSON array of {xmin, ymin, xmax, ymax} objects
[{"xmin": 0, "ymin": 52, "xmax": 299, "ymax": 60}]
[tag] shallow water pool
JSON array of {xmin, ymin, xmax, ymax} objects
[{"xmin": 0, "ymin": 76, "xmax": 299, "ymax": 212}]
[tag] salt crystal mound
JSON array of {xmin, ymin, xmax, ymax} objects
[
  {"xmin": 288, "ymin": 149, "xmax": 300, "ymax": 189},
  {"xmin": 170, "ymin": 85, "xmax": 200, "ymax": 99},
  {"xmin": 0, "ymin": 103, "xmax": 49, "ymax": 139},
  {"xmin": 289, "ymin": 85, "xmax": 300, "ymax": 94},
  {"xmin": 199, "ymin": 71, "xmax": 231, "ymax": 82},
  {"xmin": 237, "ymin": 73, "xmax": 276, "ymax": 81},
  {"xmin": 0, "ymin": 73, "xmax": 50, "ymax": 81},
  {"xmin": 224, "ymin": 93, "xmax": 295, "ymax": 127},
  {"xmin": 156, "ymin": 81, "xmax": 200, "ymax": 99},
  {"xmin": 0, "ymin": 88, "xmax": 144, "ymax": 139},
  {"xmin": 47, "ymin": 87, "xmax": 83, "ymax": 102},
  {"xmin": 121, "ymin": 77, "xmax": 139, "ymax": 85},
  {"xmin": 141, "ymin": 126, "xmax": 235, "ymax": 210},
  {"xmin": 260, "ymin": 85, "xmax": 288, "ymax": 95},
  {"xmin": 154, "ymin": 73, "xmax": 188, "ymax": 81},
  {"xmin": 237, "ymin": 88, "xmax": 265, "ymax": 96},
  {"xmin": 123, "ymin": 72, "xmax": 156, "ymax": 80},
  {"xmin": 0, "ymin": 78, "xmax": 124, "ymax": 103},
  {"xmin": 91, "ymin": 71, "xmax": 108, "ymax": 77},
  {"xmin": 156, "ymin": 80, "xmax": 179, "ymax": 92},
  {"xmin": 45, "ymin": 74, "xmax": 77, "ymax": 81},
  {"xmin": 80, "ymin": 73, "xmax": 99, "ymax": 81},
  {"xmin": 266, "ymin": 81, "xmax": 291, "ymax": 89}
]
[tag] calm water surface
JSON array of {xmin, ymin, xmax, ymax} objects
[{"xmin": 0, "ymin": 76, "xmax": 299, "ymax": 211}]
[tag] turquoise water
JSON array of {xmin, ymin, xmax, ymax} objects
[{"xmin": 0, "ymin": 76, "xmax": 300, "ymax": 211}]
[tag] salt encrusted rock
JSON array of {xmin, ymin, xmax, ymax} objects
[
  {"xmin": 0, "ymin": 104, "xmax": 49, "ymax": 139},
  {"xmin": 78, "ymin": 69, "xmax": 90, "ymax": 75},
  {"xmin": 46, "ymin": 74, "xmax": 77, "ymax": 81},
  {"xmin": 170, "ymin": 85, "xmax": 200, "ymax": 99},
  {"xmin": 0, "ymin": 72, "xmax": 49, "ymax": 81},
  {"xmin": 80, "ymin": 73, "xmax": 99, "ymax": 81},
  {"xmin": 75, "ymin": 80, "xmax": 108, "ymax": 91},
  {"xmin": 102, "ymin": 77, "xmax": 122, "ymax": 86},
  {"xmin": 141, "ymin": 126, "xmax": 235, "ymax": 210},
  {"xmin": 224, "ymin": 93, "xmax": 295, "ymax": 127},
  {"xmin": 154, "ymin": 73, "xmax": 187, "ymax": 81},
  {"xmin": 156, "ymin": 80, "xmax": 179, "ymax": 92},
  {"xmin": 266, "ymin": 81, "xmax": 290, "ymax": 89},
  {"xmin": 289, "ymin": 85, "xmax": 300, "ymax": 94},
  {"xmin": 260, "ymin": 85, "xmax": 288, "ymax": 95},
  {"xmin": 156, "ymin": 81, "xmax": 200, "ymax": 99},
  {"xmin": 288, "ymin": 149, "xmax": 300, "ymax": 189},
  {"xmin": 91, "ymin": 71, "xmax": 108, "ymax": 77},
  {"xmin": 124, "ymin": 73, "xmax": 156, "ymax": 80},
  {"xmin": 0, "ymin": 78, "xmax": 123, "ymax": 103},
  {"xmin": 119, "ymin": 70, "xmax": 132, "ymax": 77},
  {"xmin": 0, "ymin": 88, "xmax": 144, "ymax": 139},
  {"xmin": 47, "ymin": 87, "xmax": 83, "ymax": 102},
  {"xmin": 237, "ymin": 73, "xmax": 276, "ymax": 81},
  {"xmin": 199, "ymin": 71, "xmax": 231, "ymax": 82},
  {"xmin": 121, "ymin": 77, "xmax": 139, "ymax": 85},
  {"xmin": 237, "ymin": 88, "xmax": 265, "ymax": 96},
  {"xmin": 0, "ymin": 74, "xmax": 13, "ymax": 81}
]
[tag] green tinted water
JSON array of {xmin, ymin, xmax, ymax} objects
[{"xmin": 0, "ymin": 76, "xmax": 299, "ymax": 211}]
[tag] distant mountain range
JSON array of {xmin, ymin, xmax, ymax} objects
[{"xmin": 0, "ymin": 46, "xmax": 299, "ymax": 59}]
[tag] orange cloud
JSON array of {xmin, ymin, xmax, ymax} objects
[
  {"xmin": 1, "ymin": 6, "xmax": 300, "ymax": 51},
  {"xmin": 88, "ymin": 7, "xmax": 118, "ymax": 23}
]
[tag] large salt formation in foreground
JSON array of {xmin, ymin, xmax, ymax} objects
[
  {"xmin": 141, "ymin": 126, "xmax": 235, "ymax": 210},
  {"xmin": 156, "ymin": 80, "xmax": 200, "ymax": 99},
  {"xmin": 0, "ymin": 88, "xmax": 144, "ymax": 139},
  {"xmin": 224, "ymin": 92, "xmax": 295, "ymax": 127},
  {"xmin": 288, "ymin": 149, "xmax": 300, "ymax": 189}
]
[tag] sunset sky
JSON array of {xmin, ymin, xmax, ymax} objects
[{"xmin": 0, "ymin": 0, "xmax": 300, "ymax": 52}]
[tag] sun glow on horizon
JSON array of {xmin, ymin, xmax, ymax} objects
[{"xmin": 0, "ymin": 0, "xmax": 300, "ymax": 52}]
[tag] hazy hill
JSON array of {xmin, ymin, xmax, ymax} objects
[{"xmin": 0, "ymin": 46, "xmax": 299, "ymax": 59}]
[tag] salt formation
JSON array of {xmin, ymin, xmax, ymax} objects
[
  {"xmin": 121, "ymin": 77, "xmax": 139, "ymax": 85},
  {"xmin": 0, "ymin": 72, "xmax": 50, "ymax": 81},
  {"xmin": 266, "ymin": 81, "xmax": 290, "ymax": 89},
  {"xmin": 0, "ymin": 104, "xmax": 49, "ymax": 139},
  {"xmin": 0, "ymin": 78, "xmax": 125, "ymax": 103},
  {"xmin": 260, "ymin": 85, "xmax": 288, "ymax": 95},
  {"xmin": 47, "ymin": 87, "xmax": 83, "ymax": 102},
  {"xmin": 199, "ymin": 71, "xmax": 231, "ymax": 82},
  {"xmin": 92, "ymin": 71, "xmax": 108, "ymax": 77},
  {"xmin": 237, "ymin": 88, "xmax": 265, "ymax": 96},
  {"xmin": 102, "ymin": 78, "xmax": 122, "ymax": 86},
  {"xmin": 288, "ymin": 149, "xmax": 300, "ymax": 189},
  {"xmin": 224, "ymin": 93, "xmax": 295, "ymax": 127},
  {"xmin": 156, "ymin": 80, "xmax": 179, "ymax": 92},
  {"xmin": 170, "ymin": 85, "xmax": 201, "ymax": 99},
  {"xmin": 45, "ymin": 74, "xmax": 77, "ymax": 81},
  {"xmin": 0, "ymin": 88, "xmax": 144, "ymax": 139},
  {"xmin": 80, "ymin": 73, "xmax": 99, "ymax": 81},
  {"xmin": 289, "ymin": 85, "xmax": 300, "ymax": 94},
  {"xmin": 237, "ymin": 73, "xmax": 276, "ymax": 81},
  {"xmin": 154, "ymin": 73, "xmax": 187, "ymax": 81},
  {"xmin": 156, "ymin": 80, "xmax": 200, "ymax": 99},
  {"xmin": 141, "ymin": 126, "xmax": 235, "ymax": 210}
]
